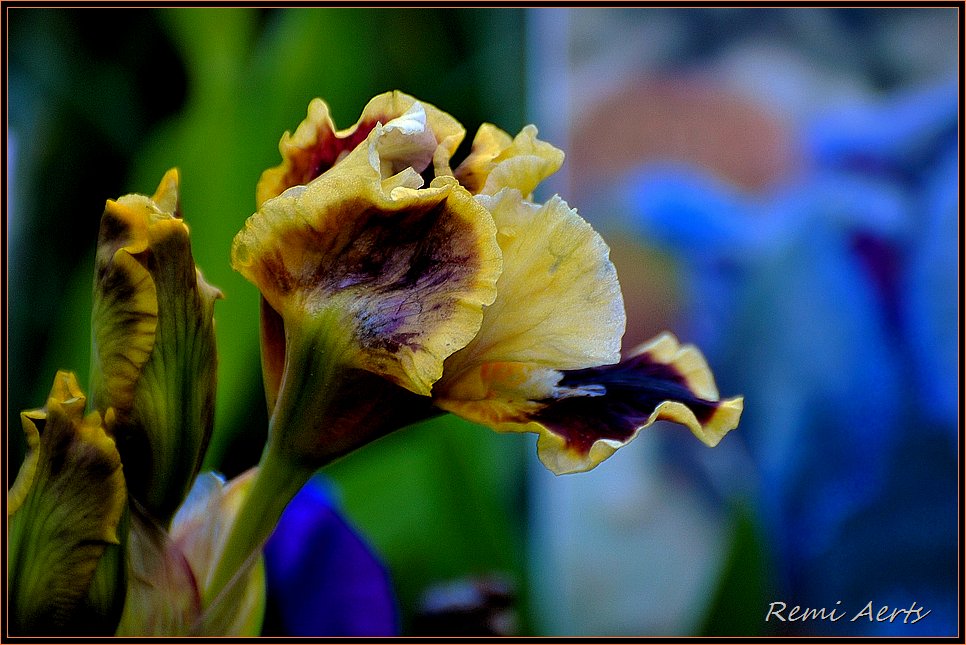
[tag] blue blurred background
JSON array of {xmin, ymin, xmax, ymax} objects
[{"xmin": 7, "ymin": 7, "xmax": 960, "ymax": 636}]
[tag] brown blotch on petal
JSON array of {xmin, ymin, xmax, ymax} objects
[
  {"xmin": 240, "ymin": 122, "xmax": 499, "ymax": 398},
  {"xmin": 311, "ymin": 198, "xmax": 492, "ymax": 390}
]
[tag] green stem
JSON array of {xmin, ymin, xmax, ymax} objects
[
  {"xmin": 204, "ymin": 311, "xmax": 350, "ymax": 607},
  {"xmin": 203, "ymin": 449, "xmax": 312, "ymax": 607}
]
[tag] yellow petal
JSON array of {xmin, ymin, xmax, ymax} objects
[
  {"xmin": 256, "ymin": 91, "xmax": 464, "ymax": 207},
  {"xmin": 90, "ymin": 201, "xmax": 159, "ymax": 412},
  {"xmin": 235, "ymin": 123, "xmax": 502, "ymax": 397},
  {"xmin": 438, "ymin": 189, "xmax": 624, "ymax": 393},
  {"xmin": 151, "ymin": 167, "xmax": 182, "ymax": 216},
  {"xmin": 8, "ymin": 372, "xmax": 126, "ymax": 634},
  {"xmin": 436, "ymin": 333, "xmax": 742, "ymax": 475},
  {"xmin": 435, "ymin": 361, "xmax": 558, "ymax": 426},
  {"xmin": 453, "ymin": 124, "xmax": 564, "ymax": 197}
]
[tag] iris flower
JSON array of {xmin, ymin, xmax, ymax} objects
[
  {"xmin": 235, "ymin": 91, "xmax": 742, "ymax": 472},
  {"xmin": 262, "ymin": 475, "xmax": 398, "ymax": 636},
  {"xmin": 216, "ymin": 91, "xmax": 742, "ymax": 602}
]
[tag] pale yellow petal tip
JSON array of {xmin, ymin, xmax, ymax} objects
[
  {"xmin": 48, "ymin": 370, "xmax": 86, "ymax": 407},
  {"xmin": 649, "ymin": 394, "xmax": 743, "ymax": 448},
  {"xmin": 280, "ymin": 97, "xmax": 334, "ymax": 157},
  {"xmin": 535, "ymin": 427, "xmax": 619, "ymax": 475},
  {"xmin": 455, "ymin": 123, "xmax": 565, "ymax": 196},
  {"xmin": 698, "ymin": 395, "xmax": 744, "ymax": 447},
  {"xmin": 635, "ymin": 332, "xmax": 720, "ymax": 400},
  {"xmin": 634, "ymin": 332, "xmax": 743, "ymax": 445},
  {"xmin": 45, "ymin": 374, "xmax": 90, "ymax": 420},
  {"xmin": 151, "ymin": 168, "xmax": 181, "ymax": 215}
]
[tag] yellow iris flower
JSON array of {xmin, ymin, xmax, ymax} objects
[{"xmin": 234, "ymin": 91, "xmax": 743, "ymax": 476}]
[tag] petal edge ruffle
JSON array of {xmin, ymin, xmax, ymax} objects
[{"xmin": 437, "ymin": 333, "xmax": 742, "ymax": 474}]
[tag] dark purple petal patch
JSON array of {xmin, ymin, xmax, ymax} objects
[{"xmin": 534, "ymin": 352, "xmax": 722, "ymax": 455}]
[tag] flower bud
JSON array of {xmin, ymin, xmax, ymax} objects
[
  {"xmin": 90, "ymin": 169, "xmax": 222, "ymax": 525},
  {"xmin": 8, "ymin": 371, "xmax": 126, "ymax": 635}
]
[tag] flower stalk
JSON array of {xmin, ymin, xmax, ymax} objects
[
  {"xmin": 203, "ymin": 449, "xmax": 312, "ymax": 608},
  {"xmin": 205, "ymin": 309, "xmax": 351, "ymax": 605}
]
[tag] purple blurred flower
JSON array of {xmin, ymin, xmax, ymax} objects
[
  {"xmin": 262, "ymin": 476, "xmax": 398, "ymax": 636},
  {"xmin": 618, "ymin": 77, "xmax": 957, "ymax": 636}
]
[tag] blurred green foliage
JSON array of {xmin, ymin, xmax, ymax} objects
[
  {"xmin": 9, "ymin": 7, "xmax": 531, "ymax": 633},
  {"xmin": 698, "ymin": 502, "xmax": 773, "ymax": 636}
]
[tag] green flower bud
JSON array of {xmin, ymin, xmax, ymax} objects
[
  {"xmin": 8, "ymin": 372, "xmax": 126, "ymax": 635},
  {"xmin": 90, "ymin": 169, "xmax": 222, "ymax": 526}
]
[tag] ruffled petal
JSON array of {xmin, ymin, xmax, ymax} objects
[
  {"xmin": 256, "ymin": 91, "xmax": 464, "ymax": 207},
  {"xmin": 8, "ymin": 372, "xmax": 126, "ymax": 634},
  {"xmin": 234, "ymin": 117, "xmax": 502, "ymax": 397},
  {"xmin": 436, "ymin": 333, "xmax": 743, "ymax": 474},
  {"xmin": 438, "ymin": 189, "xmax": 624, "ymax": 389},
  {"xmin": 453, "ymin": 124, "xmax": 564, "ymax": 197}
]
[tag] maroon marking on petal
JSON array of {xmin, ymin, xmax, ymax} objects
[
  {"xmin": 260, "ymin": 297, "xmax": 287, "ymax": 414},
  {"xmin": 283, "ymin": 118, "xmax": 384, "ymax": 192},
  {"xmin": 284, "ymin": 368, "xmax": 440, "ymax": 464},
  {"xmin": 533, "ymin": 353, "xmax": 720, "ymax": 455},
  {"xmin": 95, "ymin": 208, "xmax": 141, "ymax": 283},
  {"xmin": 311, "ymin": 119, "xmax": 381, "ymax": 179},
  {"xmin": 98, "ymin": 207, "xmax": 132, "ymax": 249}
]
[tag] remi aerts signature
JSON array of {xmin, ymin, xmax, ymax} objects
[{"xmin": 765, "ymin": 601, "xmax": 931, "ymax": 625}]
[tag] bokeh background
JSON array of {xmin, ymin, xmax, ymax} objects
[{"xmin": 7, "ymin": 7, "xmax": 960, "ymax": 637}]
